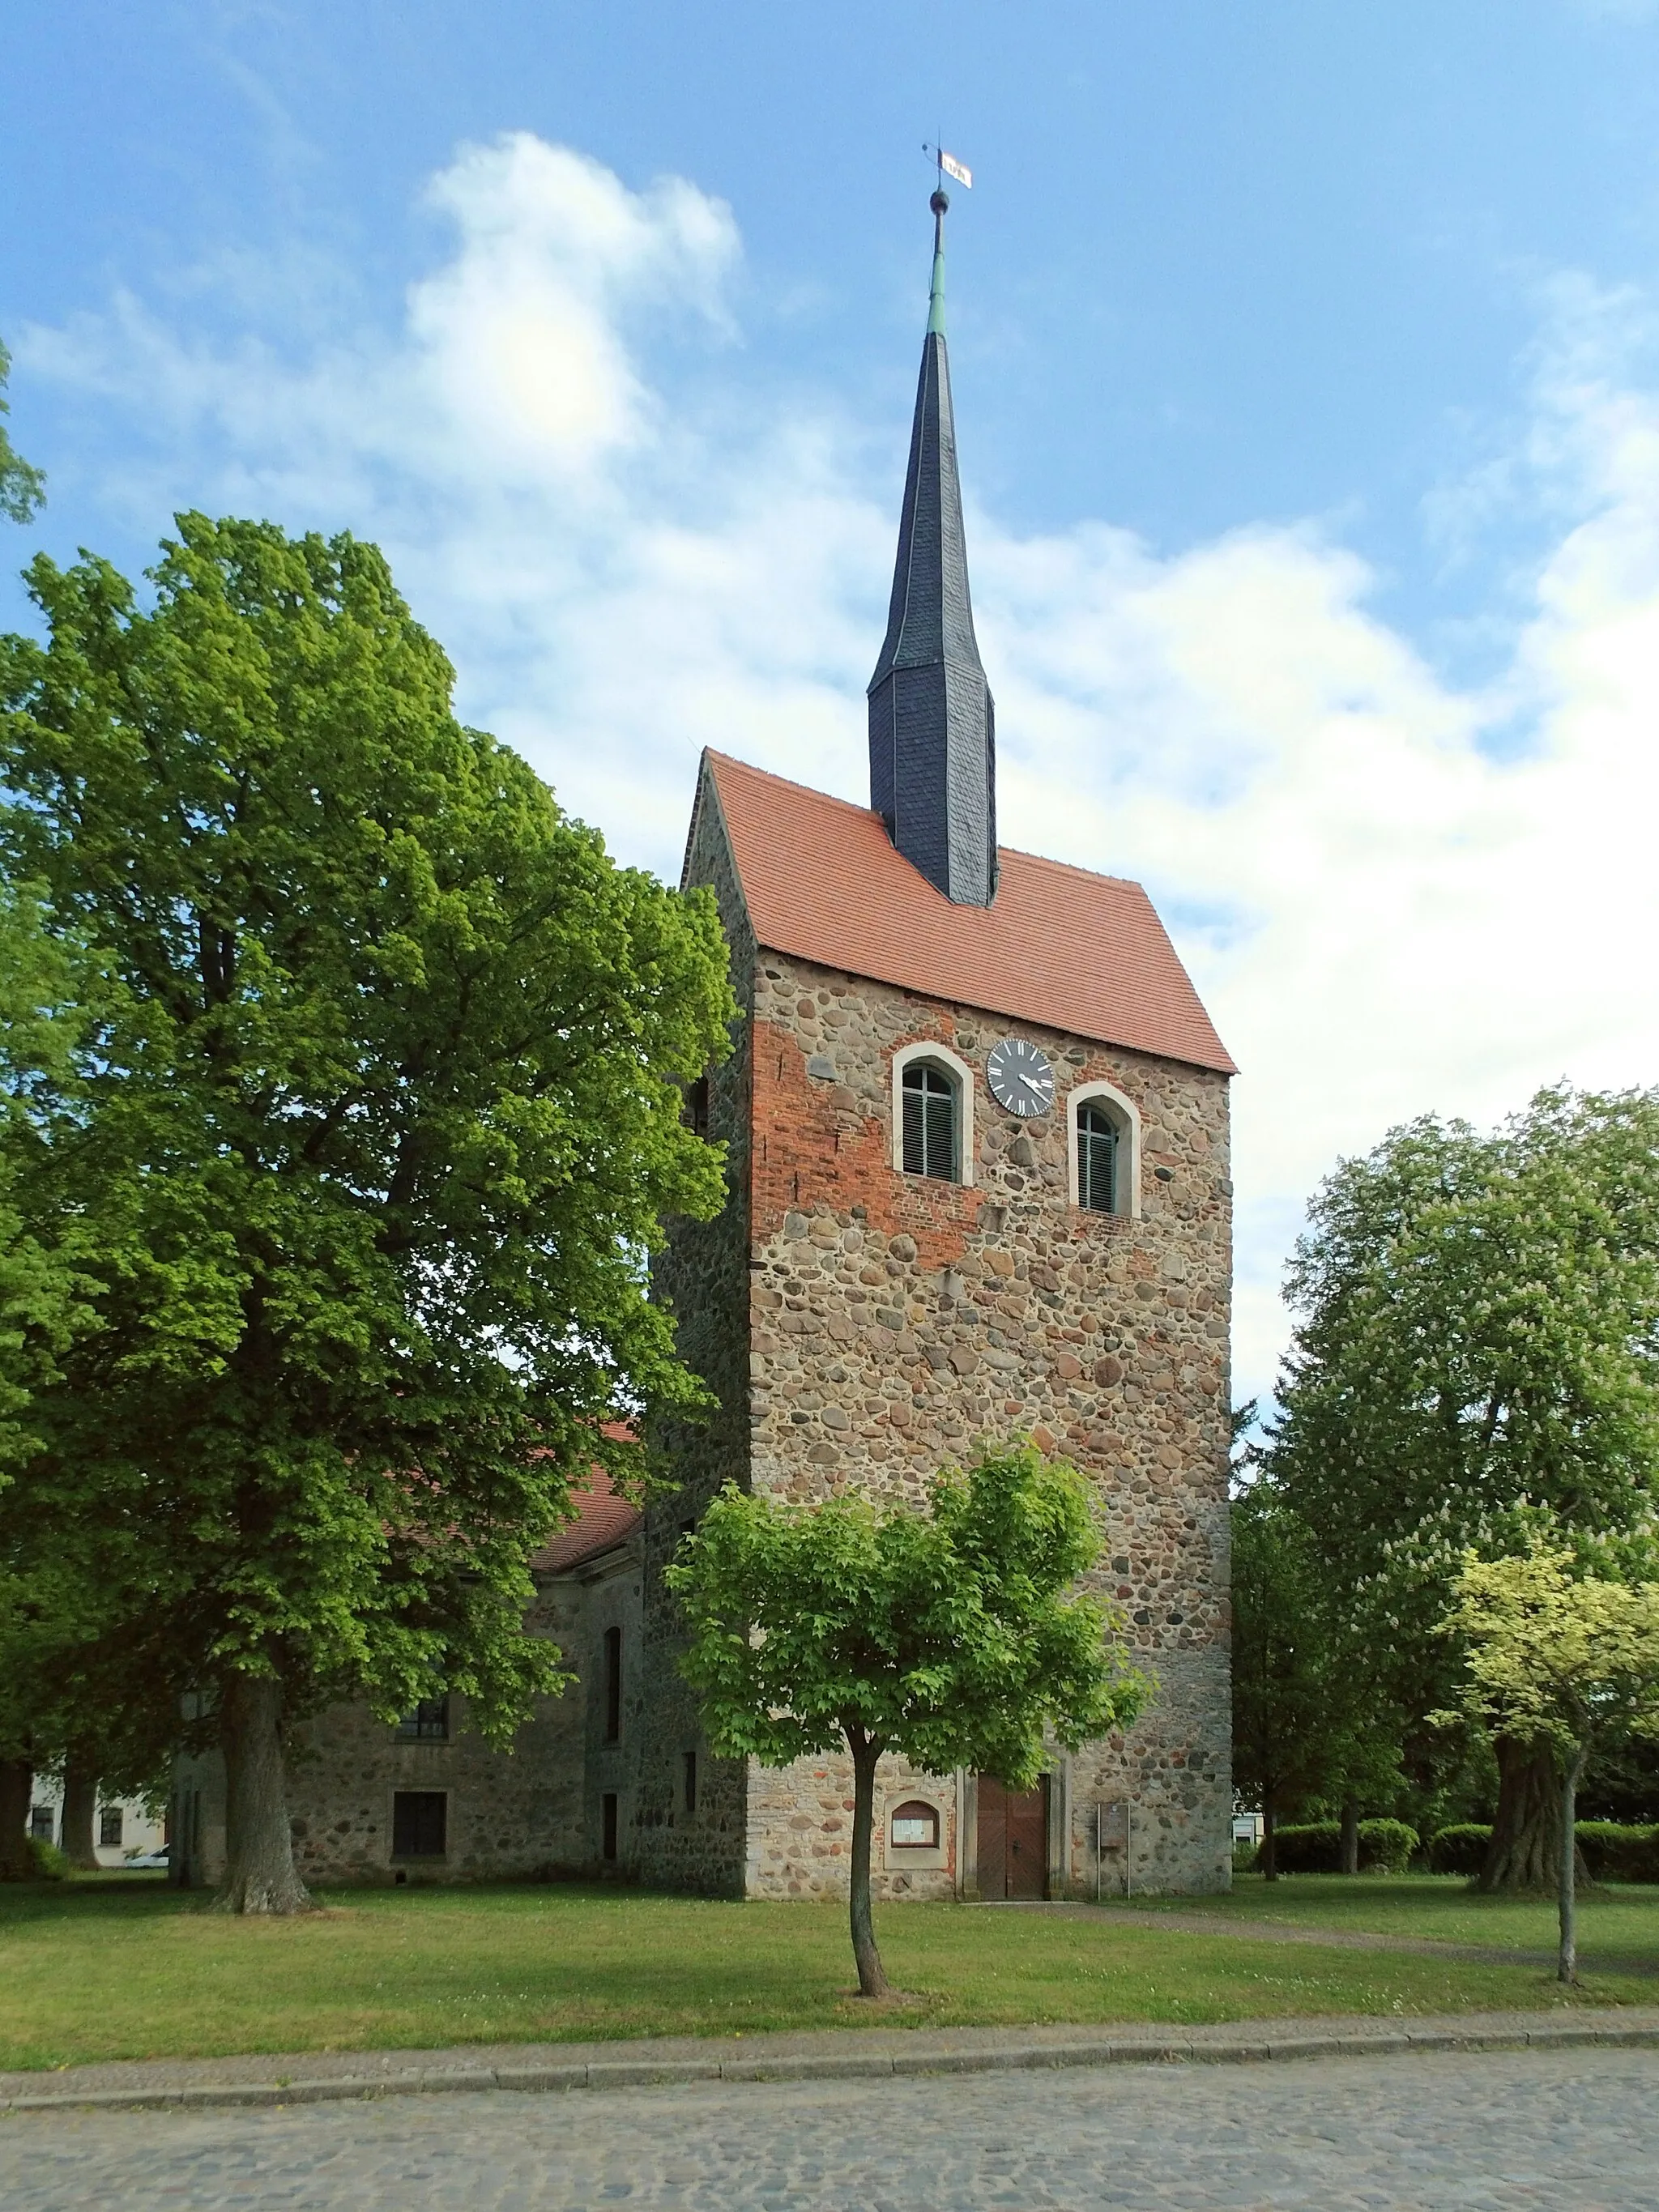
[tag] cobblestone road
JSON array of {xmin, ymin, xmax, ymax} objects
[{"xmin": 4, "ymin": 2048, "xmax": 1657, "ymax": 2210}]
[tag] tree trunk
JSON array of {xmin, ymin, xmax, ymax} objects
[
  {"xmin": 1260, "ymin": 1792, "xmax": 1277, "ymax": 1882},
  {"xmin": 58, "ymin": 1763, "xmax": 100, "ymax": 1871},
  {"xmin": 844, "ymin": 1725, "xmax": 889, "ymax": 1998},
  {"xmin": 0, "ymin": 1759, "xmax": 32, "ymax": 1881},
  {"xmin": 1340, "ymin": 1795, "xmax": 1359, "ymax": 1877},
  {"xmin": 1480, "ymin": 1737, "xmax": 1587, "ymax": 1894},
  {"xmin": 1559, "ymin": 1746, "xmax": 1585, "ymax": 1986},
  {"xmin": 215, "ymin": 1673, "xmax": 311, "ymax": 1915}
]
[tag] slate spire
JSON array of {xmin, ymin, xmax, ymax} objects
[{"xmin": 868, "ymin": 190, "xmax": 997, "ymax": 906}]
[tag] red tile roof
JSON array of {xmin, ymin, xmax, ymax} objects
[
  {"xmin": 531, "ymin": 1464, "xmax": 642, "ymax": 1573},
  {"xmin": 696, "ymin": 752, "xmax": 1235, "ymax": 1075}
]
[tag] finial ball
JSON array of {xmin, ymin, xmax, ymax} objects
[{"xmin": 930, "ymin": 188, "xmax": 950, "ymax": 217}]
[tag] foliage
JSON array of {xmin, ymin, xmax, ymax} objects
[
  {"xmin": 1572, "ymin": 1822, "xmax": 1659, "ymax": 1883},
  {"xmin": 1263, "ymin": 1089, "xmax": 1659, "ymax": 1889},
  {"xmin": 1243, "ymin": 1819, "xmax": 1419, "ymax": 1876},
  {"xmin": 1230, "ymin": 1477, "xmax": 1399, "ymax": 1856},
  {"xmin": 28, "ymin": 1837, "xmax": 68, "ymax": 1881},
  {"xmin": 1439, "ymin": 1534, "xmax": 1659, "ymax": 1975},
  {"xmin": 0, "ymin": 339, "xmax": 45, "ymax": 525},
  {"xmin": 668, "ymin": 1445, "xmax": 1148, "ymax": 1993},
  {"xmin": 670, "ymin": 1447, "xmax": 1141, "ymax": 1782},
  {"xmin": 1426, "ymin": 1824, "xmax": 1494, "ymax": 1876},
  {"xmin": 1439, "ymin": 1540, "xmax": 1659, "ymax": 1763},
  {"xmin": 0, "ymin": 514, "xmax": 738, "ymax": 1904}
]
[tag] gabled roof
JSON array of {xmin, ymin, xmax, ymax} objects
[
  {"xmin": 531, "ymin": 1464, "xmax": 642, "ymax": 1575},
  {"xmin": 693, "ymin": 751, "xmax": 1235, "ymax": 1076}
]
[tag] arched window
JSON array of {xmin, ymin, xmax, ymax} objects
[
  {"xmin": 902, "ymin": 1062, "xmax": 957, "ymax": 1181},
  {"xmin": 1077, "ymin": 1104, "xmax": 1118, "ymax": 1214},
  {"xmin": 889, "ymin": 1799, "xmax": 940, "ymax": 1848},
  {"xmin": 890, "ymin": 1041, "xmax": 975, "ymax": 1185},
  {"xmin": 1067, "ymin": 1081, "xmax": 1141, "ymax": 1218}
]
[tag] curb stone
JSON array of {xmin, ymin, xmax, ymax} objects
[{"xmin": 5, "ymin": 2011, "xmax": 1659, "ymax": 2116}]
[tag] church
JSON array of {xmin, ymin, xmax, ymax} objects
[{"xmin": 173, "ymin": 194, "xmax": 1235, "ymax": 1900}]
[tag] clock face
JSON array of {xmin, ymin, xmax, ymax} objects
[{"xmin": 987, "ymin": 1038, "xmax": 1056, "ymax": 1119}]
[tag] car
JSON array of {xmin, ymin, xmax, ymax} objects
[{"xmin": 122, "ymin": 1847, "xmax": 169, "ymax": 1870}]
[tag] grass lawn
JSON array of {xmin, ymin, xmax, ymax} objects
[
  {"xmin": 2, "ymin": 1877, "xmax": 1653, "ymax": 2073},
  {"xmin": 1103, "ymin": 1873, "xmax": 1659, "ymax": 1964}
]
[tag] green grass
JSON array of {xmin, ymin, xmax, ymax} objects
[
  {"xmin": 2, "ymin": 1878, "xmax": 1653, "ymax": 2073},
  {"xmin": 1103, "ymin": 1872, "xmax": 1659, "ymax": 1963}
]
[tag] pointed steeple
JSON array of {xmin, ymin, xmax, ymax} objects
[{"xmin": 868, "ymin": 190, "xmax": 997, "ymax": 906}]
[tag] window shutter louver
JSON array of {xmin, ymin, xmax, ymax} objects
[
  {"xmin": 1078, "ymin": 1106, "xmax": 1118, "ymax": 1213},
  {"xmin": 902, "ymin": 1062, "xmax": 960, "ymax": 1183},
  {"xmin": 903, "ymin": 1082, "xmax": 927, "ymax": 1175}
]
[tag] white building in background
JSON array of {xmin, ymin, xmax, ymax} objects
[{"xmin": 28, "ymin": 1780, "xmax": 166, "ymax": 1867}]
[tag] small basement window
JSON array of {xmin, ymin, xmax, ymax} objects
[
  {"xmin": 391, "ymin": 1791, "xmax": 447, "ymax": 1858},
  {"xmin": 395, "ymin": 1696, "xmax": 450, "ymax": 1742},
  {"xmin": 902, "ymin": 1063, "xmax": 958, "ymax": 1182},
  {"xmin": 889, "ymin": 1799, "xmax": 941, "ymax": 1849}
]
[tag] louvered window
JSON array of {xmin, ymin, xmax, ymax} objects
[
  {"xmin": 1078, "ymin": 1104, "xmax": 1119, "ymax": 1213},
  {"xmin": 902, "ymin": 1063, "xmax": 957, "ymax": 1181}
]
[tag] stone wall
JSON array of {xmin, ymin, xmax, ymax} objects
[
  {"xmin": 168, "ymin": 1547, "xmax": 642, "ymax": 1890},
  {"xmin": 730, "ymin": 939, "xmax": 1232, "ymax": 1898},
  {"xmin": 633, "ymin": 774, "xmax": 758, "ymax": 1894}
]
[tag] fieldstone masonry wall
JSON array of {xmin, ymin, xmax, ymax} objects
[
  {"xmin": 646, "ymin": 784, "xmax": 1234, "ymax": 1900},
  {"xmin": 170, "ymin": 1554, "xmax": 643, "ymax": 1890}
]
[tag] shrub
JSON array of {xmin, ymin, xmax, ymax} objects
[
  {"xmin": 1426, "ymin": 1823, "xmax": 1492, "ymax": 1876},
  {"xmin": 1425, "ymin": 1820, "xmax": 1659, "ymax": 1882},
  {"xmin": 1231, "ymin": 1839, "xmax": 1257, "ymax": 1874},
  {"xmin": 1252, "ymin": 1819, "xmax": 1419, "ymax": 1874},
  {"xmin": 1575, "ymin": 1822, "xmax": 1659, "ymax": 1883},
  {"xmin": 27, "ymin": 1837, "xmax": 68, "ymax": 1881}
]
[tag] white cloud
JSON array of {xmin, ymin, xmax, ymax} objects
[{"xmin": 20, "ymin": 138, "xmax": 1659, "ymax": 1409}]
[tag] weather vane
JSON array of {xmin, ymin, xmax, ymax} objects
[{"xmin": 922, "ymin": 141, "xmax": 973, "ymax": 194}]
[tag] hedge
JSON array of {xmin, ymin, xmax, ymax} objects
[
  {"xmin": 1251, "ymin": 1819, "xmax": 1419, "ymax": 1874},
  {"xmin": 1425, "ymin": 1823, "xmax": 1491, "ymax": 1875},
  {"xmin": 1576, "ymin": 1822, "xmax": 1659, "ymax": 1883},
  {"xmin": 1425, "ymin": 1821, "xmax": 1659, "ymax": 1882}
]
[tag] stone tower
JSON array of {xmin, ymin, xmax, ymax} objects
[{"xmin": 633, "ymin": 202, "xmax": 1236, "ymax": 1901}]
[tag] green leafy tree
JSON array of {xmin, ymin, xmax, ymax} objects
[
  {"xmin": 1232, "ymin": 1480, "xmax": 1350, "ymax": 1877},
  {"xmin": 1265, "ymin": 1089, "xmax": 1659, "ymax": 1892},
  {"xmin": 667, "ymin": 1445, "xmax": 1149, "ymax": 1998},
  {"xmin": 0, "ymin": 339, "xmax": 45, "ymax": 524},
  {"xmin": 1439, "ymin": 1535, "xmax": 1659, "ymax": 1981},
  {"xmin": 0, "ymin": 514, "xmax": 736, "ymax": 1910}
]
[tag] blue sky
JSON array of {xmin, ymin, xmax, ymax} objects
[{"xmin": 6, "ymin": 0, "xmax": 1659, "ymax": 1400}]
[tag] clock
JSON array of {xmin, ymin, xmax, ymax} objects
[{"xmin": 986, "ymin": 1038, "xmax": 1056, "ymax": 1119}]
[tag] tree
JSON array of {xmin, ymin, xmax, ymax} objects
[
  {"xmin": 1265, "ymin": 1089, "xmax": 1659, "ymax": 1893},
  {"xmin": 0, "ymin": 514, "xmax": 737, "ymax": 1910},
  {"xmin": 667, "ymin": 1445, "xmax": 1149, "ymax": 1998},
  {"xmin": 1231, "ymin": 1480, "xmax": 1364, "ymax": 1877},
  {"xmin": 0, "ymin": 338, "xmax": 45, "ymax": 525},
  {"xmin": 1440, "ymin": 1536, "xmax": 1659, "ymax": 1982}
]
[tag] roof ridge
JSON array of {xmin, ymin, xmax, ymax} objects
[{"xmin": 706, "ymin": 752, "xmax": 1145, "ymax": 899}]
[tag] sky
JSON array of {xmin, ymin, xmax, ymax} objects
[{"xmin": 5, "ymin": 0, "xmax": 1659, "ymax": 1409}]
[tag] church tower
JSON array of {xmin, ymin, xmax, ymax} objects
[{"xmin": 635, "ymin": 201, "xmax": 1237, "ymax": 1903}]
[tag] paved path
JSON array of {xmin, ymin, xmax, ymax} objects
[{"xmin": 5, "ymin": 2045, "xmax": 1659, "ymax": 2209}]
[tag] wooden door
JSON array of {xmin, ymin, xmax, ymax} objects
[{"xmin": 976, "ymin": 1775, "xmax": 1047, "ymax": 1899}]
